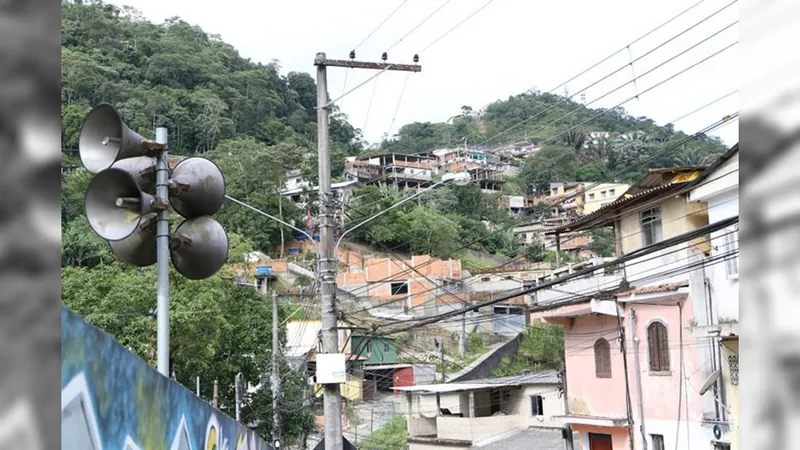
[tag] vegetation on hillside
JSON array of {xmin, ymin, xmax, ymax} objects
[
  {"xmin": 490, "ymin": 322, "xmax": 565, "ymax": 378},
  {"xmin": 381, "ymin": 92, "xmax": 729, "ymax": 193},
  {"xmin": 358, "ymin": 415, "xmax": 408, "ymax": 450}
]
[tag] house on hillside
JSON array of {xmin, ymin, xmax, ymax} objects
[
  {"xmin": 463, "ymin": 263, "xmax": 553, "ymax": 335},
  {"xmin": 399, "ymin": 371, "xmax": 565, "ymax": 450},
  {"xmin": 345, "ymin": 153, "xmax": 436, "ymax": 191},
  {"xmin": 336, "ymin": 254, "xmax": 463, "ymax": 317},
  {"xmin": 285, "ymin": 320, "xmax": 368, "ymax": 401},
  {"xmin": 527, "ymin": 164, "xmax": 728, "ymax": 450},
  {"xmin": 687, "ymin": 144, "xmax": 739, "ymax": 449}
]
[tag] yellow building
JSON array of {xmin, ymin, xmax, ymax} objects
[{"xmin": 582, "ymin": 182, "xmax": 630, "ymax": 215}]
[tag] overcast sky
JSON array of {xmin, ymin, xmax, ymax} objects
[{"xmin": 107, "ymin": 0, "xmax": 739, "ymax": 147}]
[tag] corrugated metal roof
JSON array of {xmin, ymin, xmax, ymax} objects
[{"xmin": 395, "ymin": 370, "xmax": 560, "ymax": 394}]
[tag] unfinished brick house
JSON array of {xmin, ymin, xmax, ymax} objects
[{"xmin": 336, "ymin": 254, "xmax": 463, "ymax": 317}]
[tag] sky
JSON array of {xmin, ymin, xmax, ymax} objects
[{"xmin": 106, "ymin": 0, "xmax": 739, "ymax": 148}]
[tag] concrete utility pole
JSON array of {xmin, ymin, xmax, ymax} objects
[
  {"xmin": 314, "ymin": 51, "xmax": 420, "ymax": 450},
  {"xmin": 559, "ymin": 363, "xmax": 574, "ymax": 450},
  {"xmin": 235, "ymin": 372, "xmax": 243, "ymax": 422},
  {"xmin": 213, "ymin": 379, "xmax": 219, "ymax": 408},
  {"xmin": 272, "ymin": 290, "xmax": 282, "ymax": 448}
]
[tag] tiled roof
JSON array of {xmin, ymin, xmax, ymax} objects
[
  {"xmin": 545, "ymin": 182, "xmax": 686, "ymax": 235},
  {"xmin": 615, "ymin": 282, "xmax": 688, "ymax": 297}
]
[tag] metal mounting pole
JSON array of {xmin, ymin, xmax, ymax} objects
[
  {"xmin": 272, "ymin": 290, "xmax": 282, "ymax": 448},
  {"xmin": 155, "ymin": 127, "xmax": 170, "ymax": 376}
]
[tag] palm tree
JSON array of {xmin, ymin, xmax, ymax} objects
[
  {"xmin": 562, "ymin": 127, "xmax": 587, "ymax": 151},
  {"xmin": 581, "ymin": 135, "xmax": 616, "ymax": 164},
  {"xmin": 673, "ymin": 147, "xmax": 717, "ymax": 166}
]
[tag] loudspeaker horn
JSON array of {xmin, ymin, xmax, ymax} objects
[
  {"xmin": 108, "ymin": 214, "xmax": 157, "ymax": 267},
  {"xmin": 170, "ymin": 216, "xmax": 229, "ymax": 280},
  {"xmin": 85, "ymin": 168, "xmax": 158, "ymax": 241},
  {"xmin": 79, "ymin": 104, "xmax": 154, "ymax": 173},
  {"xmin": 169, "ymin": 157, "xmax": 226, "ymax": 218},
  {"xmin": 111, "ymin": 156, "xmax": 157, "ymax": 192}
]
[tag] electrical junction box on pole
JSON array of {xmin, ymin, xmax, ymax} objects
[{"xmin": 315, "ymin": 353, "xmax": 347, "ymax": 384}]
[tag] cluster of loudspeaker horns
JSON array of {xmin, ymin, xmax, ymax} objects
[{"xmin": 80, "ymin": 104, "xmax": 229, "ymax": 280}]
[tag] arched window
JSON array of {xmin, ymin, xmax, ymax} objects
[
  {"xmin": 594, "ymin": 338, "xmax": 611, "ymax": 378},
  {"xmin": 647, "ymin": 322, "xmax": 670, "ymax": 372}
]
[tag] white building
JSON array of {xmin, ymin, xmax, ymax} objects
[
  {"xmin": 399, "ymin": 371, "xmax": 565, "ymax": 450},
  {"xmin": 687, "ymin": 144, "xmax": 739, "ymax": 450}
]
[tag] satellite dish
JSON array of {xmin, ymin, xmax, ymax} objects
[{"xmin": 699, "ymin": 369, "xmax": 721, "ymax": 395}]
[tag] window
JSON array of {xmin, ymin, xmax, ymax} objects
[
  {"xmin": 723, "ymin": 226, "xmax": 739, "ymax": 279},
  {"xmin": 390, "ymin": 282, "xmax": 409, "ymax": 295},
  {"xmin": 651, "ymin": 434, "xmax": 665, "ymax": 450},
  {"xmin": 365, "ymin": 342, "xmax": 372, "ymax": 355},
  {"xmin": 594, "ymin": 338, "xmax": 612, "ymax": 378},
  {"xmin": 589, "ymin": 193, "xmax": 596, "ymax": 200},
  {"xmin": 609, "ymin": 188, "xmax": 616, "ymax": 196},
  {"xmin": 601, "ymin": 190, "xmax": 607, "ymax": 198},
  {"xmin": 384, "ymin": 342, "xmax": 391, "ymax": 352},
  {"xmin": 481, "ymin": 277, "xmax": 491, "ymax": 282},
  {"xmin": 647, "ymin": 322, "xmax": 670, "ymax": 372},
  {"xmin": 641, "ymin": 207, "xmax": 663, "ymax": 246},
  {"xmin": 530, "ymin": 395, "xmax": 544, "ymax": 416}
]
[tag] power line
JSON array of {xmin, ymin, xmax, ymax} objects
[
  {"xmin": 386, "ymin": 0, "xmax": 453, "ymax": 53},
  {"xmin": 416, "ymin": 0, "xmax": 496, "ymax": 55},
  {"xmin": 479, "ymin": 21, "xmax": 738, "ymax": 146},
  {"xmin": 353, "ymin": 0, "xmax": 410, "ymax": 52},
  {"xmin": 335, "ymin": 114, "xmax": 737, "ymax": 302},
  {"xmin": 385, "ymin": 73, "xmax": 412, "ymax": 139},
  {"xmin": 369, "ymin": 215, "xmax": 738, "ymax": 336},
  {"xmin": 548, "ymin": 0, "xmax": 709, "ymax": 95}
]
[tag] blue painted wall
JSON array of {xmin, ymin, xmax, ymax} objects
[{"xmin": 61, "ymin": 306, "xmax": 271, "ymax": 450}]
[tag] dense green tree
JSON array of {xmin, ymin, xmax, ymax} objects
[
  {"xmin": 589, "ymin": 227, "xmax": 616, "ymax": 257},
  {"xmin": 518, "ymin": 145, "xmax": 578, "ymax": 195}
]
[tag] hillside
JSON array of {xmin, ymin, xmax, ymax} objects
[{"xmin": 380, "ymin": 92, "xmax": 730, "ymax": 191}]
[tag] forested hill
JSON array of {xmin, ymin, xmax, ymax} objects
[
  {"xmin": 380, "ymin": 91, "xmax": 730, "ymax": 186},
  {"xmin": 61, "ymin": 1, "xmax": 361, "ymax": 158}
]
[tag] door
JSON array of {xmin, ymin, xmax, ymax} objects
[{"xmin": 589, "ymin": 433, "xmax": 613, "ymax": 450}]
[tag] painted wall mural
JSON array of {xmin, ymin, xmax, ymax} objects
[{"xmin": 61, "ymin": 306, "xmax": 272, "ymax": 450}]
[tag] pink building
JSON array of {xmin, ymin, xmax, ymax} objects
[{"xmin": 528, "ymin": 167, "xmax": 726, "ymax": 450}]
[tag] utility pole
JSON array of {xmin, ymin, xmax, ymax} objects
[
  {"xmin": 559, "ymin": 363, "xmax": 575, "ymax": 450},
  {"xmin": 272, "ymin": 290, "xmax": 282, "ymax": 448},
  {"xmin": 213, "ymin": 379, "xmax": 219, "ymax": 408},
  {"xmin": 235, "ymin": 372, "xmax": 243, "ymax": 422},
  {"xmin": 459, "ymin": 312, "xmax": 467, "ymax": 356},
  {"xmin": 630, "ymin": 308, "xmax": 647, "ymax": 450},
  {"xmin": 314, "ymin": 51, "xmax": 420, "ymax": 450},
  {"xmin": 436, "ymin": 340, "xmax": 446, "ymax": 383},
  {"xmin": 614, "ymin": 300, "xmax": 636, "ymax": 450}
]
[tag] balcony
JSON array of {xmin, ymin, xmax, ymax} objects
[{"xmin": 408, "ymin": 415, "xmax": 522, "ymax": 447}]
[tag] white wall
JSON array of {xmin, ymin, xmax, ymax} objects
[
  {"xmin": 511, "ymin": 385, "xmax": 564, "ymax": 429},
  {"xmin": 642, "ymin": 419, "xmax": 718, "ymax": 450},
  {"xmin": 706, "ymin": 190, "xmax": 739, "ymax": 322}
]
